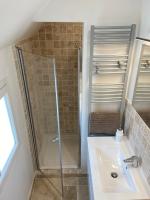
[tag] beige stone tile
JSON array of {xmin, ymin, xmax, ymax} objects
[
  {"xmin": 30, "ymin": 175, "xmax": 89, "ymax": 200},
  {"xmin": 63, "ymin": 177, "xmax": 78, "ymax": 186},
  {"xmin": 30, "ymin": 178, "xmax": 62, "ymax": 200},
  {"xmin": 125, "ymin": 103, "xmax": 150, "ymax": 186},
  {"xmin": 77, "ymin": 177, "xmax": 88, "ymax": 185},
  {"xmin": 64, "ymin": 186, "xmax": 77, "ymax": 200},
  {"xmin": 77, "ymin": 185, "xmax": 89, "ymax": 200}
]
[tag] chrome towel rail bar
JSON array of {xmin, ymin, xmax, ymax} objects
[
  {"xmin": 93, "ymin": 67, "xmax": 127, "ymax": 71},
  {"xmin": 92, "ymin": 86, "xmax": 124, "ymax": 89},
  {"xmin": 93, "ymin": 71, "xmax": 126, "ymax": 74},
  {"xmin": 137, "ymin": 85, "xmax": 150, "ymax": 87},
  {"xmin": 91, "ymin": 100, "xmax": 122, "ymax": 103},
  {"xmin": 134, "ymin": 100, "xmax": 150, "ymax": 102},
  {"xmin": 92, "ymin": 90, "xmax": 123, "ymax": 93},
  {"xmin": 139, "ymin": 71, "xmax": 150, "ymax": 73},
  {"xmin": 93, "ymin": 64, "xmax": 127, "ymax": 67},
  {"xmin": 92, "ymin": 83, "xmax": 124, "ymax": 85},
  {"xmin": 93, "ymin": 55, "xmax": 128, "ymax": 57},
  {"xmin": 93, "ymin": 58, "xmax": 128, "ymax": 61},
  {"xmin": 94, "ymin": 26, "xmax": 131, "ymax": 29},
  {"xmin": 93, "ymin": 41, "xmax": 130, "ymax": 45}
]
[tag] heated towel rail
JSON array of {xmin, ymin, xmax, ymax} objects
[{"xmin": 89, "ymin": 25, "xmax": 136, "ymax": 131}]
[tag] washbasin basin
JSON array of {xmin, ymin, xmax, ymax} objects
[
  {"xmin": 88, "ymin": 137, "xmax": 150, "ymax": 200},
  {"xmin": 96, "ymin": 149, "xmax": 136, "ymax": 193}
]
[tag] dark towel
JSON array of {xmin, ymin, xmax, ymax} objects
[{"xmin": 89, "ymin": 112, "xmax": 120, "ymax": 135}]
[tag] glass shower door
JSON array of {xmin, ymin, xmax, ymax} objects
[{"xmin": 16, "ymin": 48, "xmax": 63, "ymax": 198}]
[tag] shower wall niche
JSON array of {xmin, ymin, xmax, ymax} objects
[{"xmin": 17, "ymin": 22, "xmax": 83, "ymax": 168}]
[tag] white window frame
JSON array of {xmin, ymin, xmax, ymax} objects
[{"xmin": 0, "ymin": 79, "xmax": 18, "ymax": 183}]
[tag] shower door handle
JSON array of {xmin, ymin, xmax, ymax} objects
[{"xmin": 51, "ymin": 136, "xmax": 59, "ymax": 143}]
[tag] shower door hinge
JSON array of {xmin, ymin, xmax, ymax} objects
[{"xmin": 51, "ymin": 137, "xmax": 59, "ymax": 142}]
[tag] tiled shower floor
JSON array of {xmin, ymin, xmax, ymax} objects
[
  {"xmin": 30, "ymin": 175, "xmax": 89, "ymax": 200},
  {"xmin": 39, "ymin": 136, "xmax": 79, "ymax": 169}
]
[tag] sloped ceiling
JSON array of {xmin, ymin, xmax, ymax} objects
[
  {"xmin": 0, "ymin": 0, "xmax": 51, "ymax": 48},
  {"xmin": 34, "ymin": 0, "xmax": 141, "ymax": 26}
]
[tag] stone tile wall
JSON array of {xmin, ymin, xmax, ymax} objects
[{"xmin": 124, "ymin": 102, "xmax": 150, "ymax": 185}]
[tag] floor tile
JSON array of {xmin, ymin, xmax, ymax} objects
[
  {"xmin": 30, "ymin": 175, "xmax": 89, "ymax": 200},
  {"xmin": 30, "ymin": 178, "xmax": 62, "ymax": 200},
  {"xmin": 77, "ymin": 185, "xmax": 89, "ymax": 200},
  {"xmin": 64, "ymin": 186, "xmax": 77, "ymax": 200}
]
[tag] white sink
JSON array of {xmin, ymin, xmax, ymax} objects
[
  {"xmin": 96, "ymin": 149, "xmax": 136, "ymax": 193},
  {"xmin": 88, "ymin": 137, "xmax": 150, "ymax": 200}
]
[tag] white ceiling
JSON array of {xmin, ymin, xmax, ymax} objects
[
  {"xmin": 0, "ymin": 0, "xmax": 50, "ymax": 48},
  {"xmin": 0, "ymin": 0, "xmax": 144, "ymax": 48}
]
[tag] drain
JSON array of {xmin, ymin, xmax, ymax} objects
[{"xmin": 111, "ymin": 172, "xmax": 118, "ymax": 178}]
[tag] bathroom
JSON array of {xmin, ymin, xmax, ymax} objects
[{"xmin": 0, "ymin": 0, "xmax": 150, "ymax": 200}]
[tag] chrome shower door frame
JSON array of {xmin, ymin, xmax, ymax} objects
[{"xmin": 16, "ymin": 47, "xmax": 64, "ymax": 198}]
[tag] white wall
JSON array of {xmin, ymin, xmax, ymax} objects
[
  {"xmin": 34, "ymin": 0, "xmax": 141, "ymax": 25},
  {"xmin": 33, "ymin": 0, "xmax": 142, "ymax": 170},
  {"xmin": 140, "ymin": 0, "xmax": 150, "ymax": 39},
  {"xmin": 0, "ymin": 46, "xmax": 34, "ymax": 200},
  {"xmin": 0, "ymin": 0, "xmax": 51, "ymax": 48}
]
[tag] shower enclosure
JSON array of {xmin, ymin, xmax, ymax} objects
[
  {"xmin": 15, "ymin": 23, "xmax": 82, "ymax": 198},
  {"xmin": 16, "ymin": 48, "xmax": 64, "ymax": 196},
  {"xmin": 15, "ymin": 23, "xmax": 82, "ymax": 171}
]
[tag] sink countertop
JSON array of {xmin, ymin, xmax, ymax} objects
[{"xmin": 87, "ymin": 137, "xmax": 150, "ymax": 200}]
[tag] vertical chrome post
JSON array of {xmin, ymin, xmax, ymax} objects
[
  {"xmin": 53, "ymin": 59, "xmax": 64, "ymax": 198},
  {"xmin": 88, "ymin": 25, "xmax": 94, "ymax": 136},
  {"xmin": 16, "ymin": 47, "xmax": 40, "ymax": 170},
  {"xmin": 78, "ymin": 47, "xmax": 82, "ymax": 168}
]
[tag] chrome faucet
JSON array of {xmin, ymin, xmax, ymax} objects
[{"xmin": 123, "ymin": 156, "xmax": 141, "ymax": 168}]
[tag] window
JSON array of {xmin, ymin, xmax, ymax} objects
[{"xmin": 0, "ymin": 95, "xmax": 17, "ymax": 179}]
